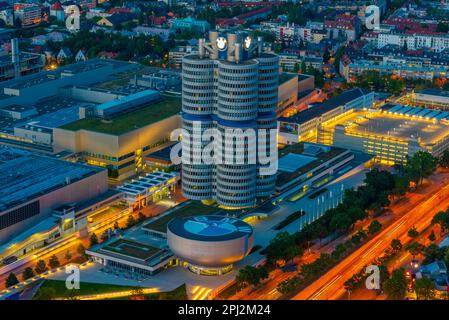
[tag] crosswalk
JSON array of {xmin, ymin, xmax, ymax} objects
[{"xmin": 191, "ymin": 285, "xmax": 212, "ymax": 300}]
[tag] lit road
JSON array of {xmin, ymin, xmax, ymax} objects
[{"xmin": 292, "ymin": 177, "xmax": 449, "ymax": 300}]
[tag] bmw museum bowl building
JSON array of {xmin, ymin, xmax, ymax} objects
[{"xmin": 167, "ymin": 215, "xmax": 254, "ymax": 275}]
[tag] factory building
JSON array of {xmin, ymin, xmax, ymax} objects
[{"xmin": 0, "ymin": 147, "xmax": 108, "ymax": 245}]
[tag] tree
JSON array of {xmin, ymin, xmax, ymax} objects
[
  {"xmin": 236, "ymin": 266, "xmax": 268, "ymax": 288},
  {"xmin": 22, "ymin": 267, "xmax": 34, "ymax": 281},
  {"xmin": 65, "ymin": 250, "xmax": 73, "ymax": 261},
  {"xmin": 391, "ymin": 239, "xmax": 403, "ymax": 252},
  {"xmin": 414, "ymin": 277, "xmax": 436, "ymax": 300},
  {"xmin": 439, "ymin": 150, "xmax": 449, "ymax": 168},
  {"xmin": 405, "ymin": 151, "xmax": 437, "ymax": 187},
  {"xmin": 90, "ymin": 233, "xmax": 98, "ymax": 246},
  {"xmin": 277, "ymin": 277, "xmax": 300, "ymax": 294},
  {"xmin": 423, "ymin": 244, "xmax": 445, "ymax": 264},
  {"xmin": 126, "ymin": 215, "xmax": 136, "ymax": 228},
  {"xmin": 35, "ymin": 260, "xmax": 48, "ymax": 274},
  {"xmin": 392, "ymin": 175, "xmax": 409, "ymax": 199},
  {"xmin": 406, "ymin": 242, "xmax": 424, "ymax": 259},
  {"xmin": 428, "ymin": 230, "xmax": 436, "ymax": 242},
  {"xmin": 368, "ymin": 220, "xmax": 382, "ymax": 235},
  {"xmin": 383, "ymin": 268, "xmax": 407, "ymax": 300},
  {"xmin": 77, "ymin": 244, "xmax": 87, "ymax": 259},
  {"xmin": 5, "ymin": 272, "xmax": 19, "ymax": 288},
  {"xmin": 408, "ymin": 226, "xmax": 419, "ymax": 238},
  {"xmin": 432, "ymin": 210, "xmax": 449, "ymax": 231},
  {"xmin": 49, "ymin": 255, "xmax": 60, "ymax": 269},
  {"xmin": 266, "ymin": 232, "xmax": 302, "ymax": 265},
  {"xmin": 137, "ymin": 212, "xmax": 146, "ymax": 222}
]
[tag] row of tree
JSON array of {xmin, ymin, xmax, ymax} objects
[{"xmin": 5, "ymin": 244, "xmax": 87, "ymax": 289}]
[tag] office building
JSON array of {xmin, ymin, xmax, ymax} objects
[{"xmin": 181, "ymin": 31, "xmax": 279, "ymax": 209}]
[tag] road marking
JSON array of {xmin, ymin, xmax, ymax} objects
[{"xmin": 310, "ymin": 275, "xmax": 342, "ymax": 300}]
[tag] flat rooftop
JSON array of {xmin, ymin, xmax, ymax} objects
[
  {"xmin": 14, "ymin": 105, "xmax": 81, "ymax": 130},
  {"xmin": 100, "ymin": 239, "xmax": 163, "ymax": 260},
  {"xmin": 416, "ymin": 88, "xmax": 449, "ymax": 98},
  {"xmin": 0, "ymin": 147, "xmax": 105, "ymax": 211},
  {"xmin": 276, "ymin": 143, "xmax": 348, "ymax": 187},
  {"xmin": 331, "ymin": 110, "xmax": 449, "ymax": 146},
  {"xmin": 60, "ymin": 96, "xmax": 181, "ymax": 135},
  {"xmin": 279, "ymin": 72, "xmax": 297, "ymax": 85},
  {"xmin": 142, "ymin": 201, "xmax": 220, "ymax": 234}
]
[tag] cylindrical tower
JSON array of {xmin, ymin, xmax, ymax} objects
[
  {"xmin": 256, "ymin": 53, "xmax": 279, "ymax": 199},
  {"xmin": 181, "ymin": 55, "xmax": 215, "ymax": 200},
  {"xmin": 181, "ymin": 32, "xmax": 279, "ymax": 209},
  {"xmin": 217, "ymin": 60, "xmax": 259, "ymax": 121}
]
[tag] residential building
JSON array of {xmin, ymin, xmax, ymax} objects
[
  {"xmin": 171, "ymin": 16, "xmax": 210, "ymax": 33},
  {"xmin": 13, "ymin": 3, "xmax": 42, "ymax": 27}
]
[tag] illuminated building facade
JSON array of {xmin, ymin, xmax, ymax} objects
[{"xmin": 319, "ymin": 105, "xmax": 449, "ymax": 165}]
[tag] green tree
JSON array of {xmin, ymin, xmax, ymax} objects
[
  {"xmin": 391, "ymin": 239, "xmax": 403, "ymax": 252},
  {"xmin": 77, "ymin": 244, "xmax": 87, "ymax": 260},
  {"xmin": 137, "ymin": 212, "xmax": 146, "ymax": 222},
  {"xmin": 406, "ymin": 242, "xmax": 424, "ymax": 259},
  {"xmin": 423, "ymin": 244, "xmax": 445, "ymax": 264},
  {"xmin": 90, "ymin": 233, "xmax": 98, "ymax": 246},
  {"xmin": 277, "ymin": 277, "xmax": 300, "ymax": 294},
  {"xmin": 383, "ymin": 268, "xmax": 407, "ymax": 300},
  {"xmin": 368, "ymin": 220, "xmax": 382, "ymax": 235},
  {"xmin": 236, "ymin": 266, "xmax": 268, "ymax": 288},
  {"xmin": 126, "ymin": 215, "xmax": 136, "ymax": 228},
  {"xmin": 432, "ymin": 210, "xmax": 449, "ymax": 231},
  {"xmin": 5, "ymin": 272, "xmax": 19, "ymax": 288},
  {"xmin": 414, "ymin": 277, "xmax": 436, "ymax": 300},
  {"xmin": 49, "ymin": 254, "xmax": 60, "ymax": 269},
  {"xmin": 428, "ymin": 230, "xmax": 436, "ymax": 242},
  {"xmin": 405, "ymin": 151, "xmax": 437, "ymax": 187},
  {"xmin": 266, "ymin": 232, "xmax": 302, "ymax": 265},
  {"xmin": 64, "ymin": 250, "xmax": 73, "ymax": 261},
  {"xmin": 439, "ymin": 149, "xmax": 449, "ymax": 168},
  {"xmin": 22, "ymin": 267, "xmax": 34, "ymax": 281},
  {"xmin": 35, "ymin": 260, "xmax": 48, "ymax": 274},
  {"xmin": 392, "ymin": 175, "xmax": 409, "ymax": 199},
  {"xmin": 408, "ymin": 226, "xmax": 419, "ymax": 238}
]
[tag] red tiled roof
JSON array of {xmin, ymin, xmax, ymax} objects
[{"xmin": 51, "ymin": 1, "xmax": 63, "ymax": 10}]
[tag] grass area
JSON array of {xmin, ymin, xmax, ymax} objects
[
  {"xmin": 142, "ymin": 201, "xmax": 220, "ymax": 233},
  {"xmin": 33, "ymin": 280, "xmax": 187, "ymax": 300},
  {"xmin": 60, "ymin": 96, "xmax": 181, "ymax": 135},
  {"xmin": 101, "ymin": 239, "xmax": 161, "ymax": 260},
  {"xmin": 33, "ymin": 280, "xmax": 139, "ymax": 300},
  {"xmin": 106, "ymin": 284, "xmax": 188, "ymax": 300}
]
